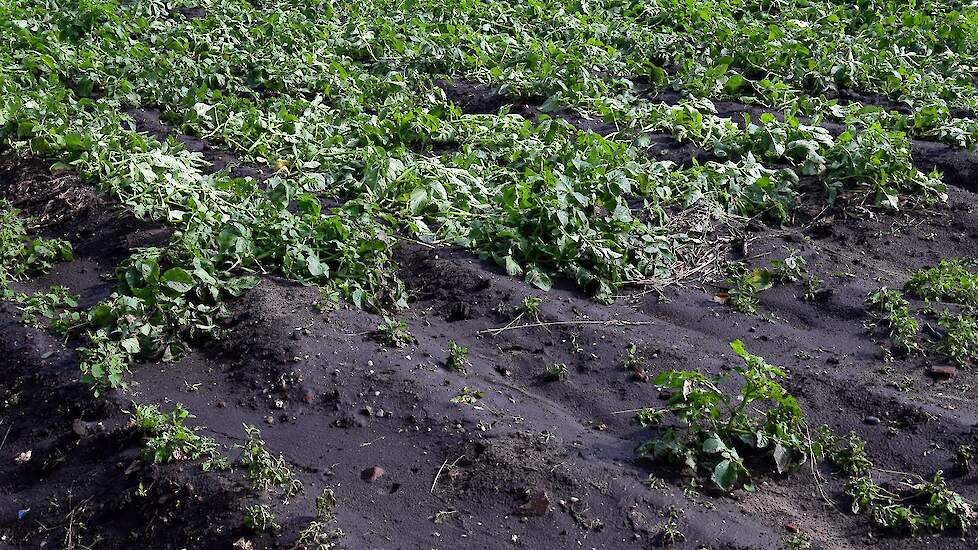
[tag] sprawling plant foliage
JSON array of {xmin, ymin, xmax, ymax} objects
[
  {"xmin": 0, "ymin": 0, "xmax": 968, "ymax": 389},
  {"xmin": 0, "ymin": 1, "xmax": 975, "ymax": 540},
  {"xmin": 638, "ymin": 340, "xmax": 810, "ymax": 491},
  {"xmin": 846, "ymin": 472, "xmax": 976, "ymax": 534},
  {"xmin": 864, "ymin": 260, "xmax": 978, "ymax": 365},
  {"xmin": 132, "ymin": 402, "xmax": 229, "ymax": 470},
  {"xmin": 0, "ymin": 199, "xmax": 72, "ymax": 290}
]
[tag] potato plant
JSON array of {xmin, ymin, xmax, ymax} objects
[{"xmin": 638, "ymin": 340, "xmax": 810, "ymax": 491}]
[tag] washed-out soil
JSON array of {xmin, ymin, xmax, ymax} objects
[{"xmin": 1, "ymin": 88, "xmax": 977, "ymax": 550}]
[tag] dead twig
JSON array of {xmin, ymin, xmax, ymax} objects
[
  {"xmin": 805, "ymin": 424, "xmax": 836, "ymax": 511},
  {"xmin": 479, "ymin": 319, "xmax": 656, "ymax": 337},
  {"xmin": 610, "ymin": 408, "xmax": 647, "ymax": 415},
  {"xmin": 0, "ymin": 423, "xmax": 11, "ymax": 454},
  {"xmin": 430, "ymin": 454, "xmax": 464, "ymax": 494}
]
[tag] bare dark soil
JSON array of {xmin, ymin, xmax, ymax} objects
[{"xmin": 1, "ymin": 90, "xmax": 978, "ymax": 550}]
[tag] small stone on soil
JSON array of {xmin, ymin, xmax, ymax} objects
[
  {"xmin": 863, "ymin": 416, "xmax": 881, "ymax": 426},
  {"xmin": 515, "ymin": 491, "xmax": 550, "ymax": 517},
  {"xmin": 928, "ymin": 365, "xmax": 956, "ymax": 378},
  {"xmin": 361, "ymin": 466, "xmax": 385, "ymax": 482},
  {"xmin": 72, "ymin": 419, "xmax": 101, "ymax": 437}
]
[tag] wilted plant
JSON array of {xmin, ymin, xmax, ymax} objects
[
  {"xmin": 954, "ymin": 445, "xmax": 974, "ymax": 474},
  {"xmin": 132, "ymin": 403, "xmax": 228, "ymax": 471},
  {"xmin": 543, "ymin": 362, "xmax": 568, "ymax": 381},
  {"xmin": 865, "ymin": 288, "xmax": 920, "ymax": 352},
  {"xmin": 245, "ymin": 504, "xmax": 279, "ymax": 532},
  {"xmin": 236, "ymin": 425, "xmax": 302, "ymax": 495},
  {"xmin": 638, "ymin": 340, "xmax": 809, "ymax": 491},
  {"xmin": 446, "ymin": 340, "xmax": 470, "ymax": 373},
  {"xmin": 377, "ymin": 316, "xmax": 412, "ymax": 347},
  {"xmin": 845, "ymin": 471, "xmax": 976, "ymax": 534}
]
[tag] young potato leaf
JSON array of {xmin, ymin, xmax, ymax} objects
[{"xmin": 161, "ymin": 268, "xmax": 195, "ymax": 294}]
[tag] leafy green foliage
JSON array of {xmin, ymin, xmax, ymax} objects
[
  {"xmin": 450, "ymin": 386, "xmax": 484, "ymax": 405},
  {"xmin": 296, "ymin": 489, "xmax": 344, "ymax": 549},
  {"xmin": 638, "ymin": 340, "xmax": 809, "ymax": 491},
  {"xmin": 446, "ymin": 340, "xmax": 470, "ymax": 374},
  {"xmin": 376, "ymin": 316, "xmax": 412, "ymax": 348},
  {"xmin": 0, "ymin": 0, "xmax": 957, "ymax": 322},
  {"xmin": 0, "ymin": 0, "xmax": 971, "ymax": 398},
  {"xmin": 132, "ymin": 403, "xmax": 228, "ymax": 471},
  {"xmin": 934, "ymin": 312, "xmax": 978, "ymax": 365},
  {"xmin": 824, "ymin": 125, "xmax": 944, "ymax": 209},
  {"xmin": 0, "ymin": 200, "xmax": 72, "ymax": 289},
  {"xmin": 315, "ymin": 489, "xmax": 336, "ymax": 521},
  {"xmin": 9, "ymin": 285, "xmax": 78, "ymax": 328},
  {"xmin": 905, "ymin": 259, "xmax": 978, "ymax": 307},
  {"xmin": 0, "ymin": 4, "xmax": 973, "ymax": 544},
  {"xmin": 519, "ymin": 296, "xmax": 543, "ymax": 317},
  {"xmin": 864, "ymin": 270, "xmax": 978, "ymax": 364},
  {"xmin": 724, "ymin": 265, "xmax": 770, "ymax": 314},
  {"xmin": 78, "ymin": 248, "xmax": 258, "ymax": 393},
  {"xmin": 543, "ymin": 362, "xmax": 568, "ymax": 381},
  {"xmin": 245, "ymin": 504, "xmax": 279, "ymax": 532},
  {"xmin": 817, "ymin": 429, "xmax": 874, "ymax": 476},
  {"xmin": 465, "ymin": 130, "xmax": 677, "ymax": 302},
  {"xmin": 859, "ymin": 260, "xmax": 978, "ymax": 365},
  {"xmin": 781, "ymin": 533, "xmax": 812, "ymax": 550},
  {"xmin": 622, "ymin": 343, "xmax": 641, "ymax": 371},
  {"xmin": 634, "ymin": 408, "xmax": 665, "ymax": 427},
  {"xmin": 656, "ymin": 507, "xmax": 685, "ymax": 546},
  {"xmin": 770, "ymin": 251, "xmax": 809, "ymax": 283},
  {"xmin": 78, "ymin": 333, "xmax": 131, "ymax": 396},
  {"xmin": 237, "ymin": 425, "xmax": 302, "ymax": 496},
  {"xmin": 801, "ymin": 275, "xmax": 826, "ymax": 302},
  {"xmin": 845, "ymin": 472, "xmax": 976, "ymax": 534},
  {"xmin": 723, "ymin": 252, "xmax": 807, "ymax": 314},
  {"xmin": 865, "ymin": 288, "xmax": 920, "ymax": 352}
]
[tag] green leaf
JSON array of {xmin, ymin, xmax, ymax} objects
[
  {"xmin": 296, "ymin": 194, "xmax": 322, "ymax": 218},
  {"xmin": 408, "ymin": 188, "xmax": 428, "ymax": 214},
  {"xmin": 702, "ymin": 435, "xmax": 727, "ymax": 454},
  {"xmin": 648, "ymin": 65, "xmax": 667, "ymax": 86},
  {"xmin": 64, "ymin": 132, "xmax": 86, "ymax": 151},
  {"xmin": 712, "ymin": 459, "xmax": 740, "ymax": 491},
  {"xmin": 503, "ymin": 255, "xmax": 523, "ymax": 276},
  {"xmin": 120, "ymin": 337, "xmax": 140, "ymax": 355},
  {"xmin": 161, "ymin": 268, "xmax": 195, "ymax": 294},
  {"xmin": 90, "ymin": 304, "xmax": 114, "ymax": 326},
  {"xmin": 307, "ymin": 254, "xmax": 328, "ymax": 277},
  {"xmin": 723, "ymin": 73, "xmax": 748, "ymax": 95},
  {"xmin": 729, "ymin": 339, "xmax": 747, "ymax": 358},
  {"xmin": 525, "ymin": 268, "xmax": 552, "ymax": 291}
]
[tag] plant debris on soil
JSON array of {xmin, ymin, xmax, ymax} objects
[{"xmin": 1, "ymin": 1, "xmax": 978, "ymax": 549}]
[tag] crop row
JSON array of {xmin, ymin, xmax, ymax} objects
[{"xmin": 0, "ymin": 0, "xmax": 967, "ymax": 391}]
